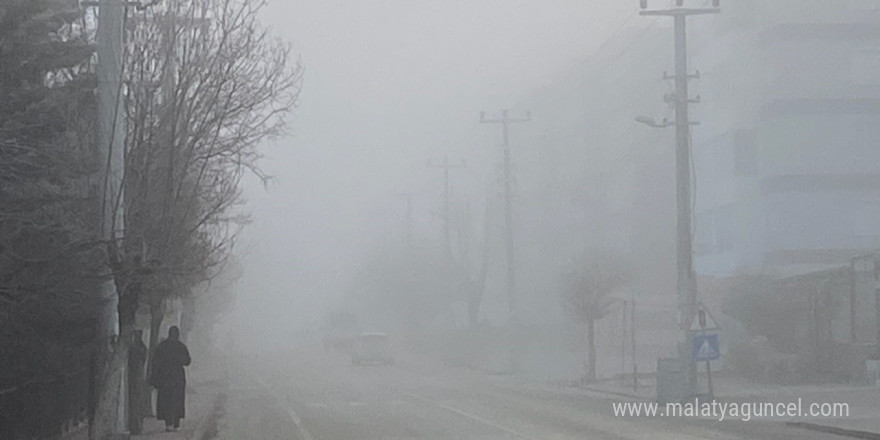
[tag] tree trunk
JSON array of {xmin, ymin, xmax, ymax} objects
[
  {"xmin": 91, "ymin": 295, "xmax": 135, "ymax": 440},
  {"xmin": 586, "ymin": 318, "xmax": 597, "ymax": 382},
  {"xmin": 180, "ymin": 292, "xmax": 195, "ymax": 344},
  {"xmin": 91, "ymin": 257, "xmax": 133, "ymax": 439},
  {"xmin": 147, "ymin": 295, "xmax": 164, "ymax": 373},
  {"xmin": 90, "ymin": 333, "xmax": 130, "ymax": 440},
  {"xmin": 144, "ymin": 294, "xmax": 164, "ymax": 417}
]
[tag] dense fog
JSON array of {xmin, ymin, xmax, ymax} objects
[
  {"xmin": 232, "ymin": 0, "xmax": 643, "ymax": 349},
  {"xmin": 3, "ymin": 1, "xmax": 880, "ymax": 439}
]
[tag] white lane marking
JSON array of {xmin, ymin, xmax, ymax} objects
[
  {"xmin": 306, "ymin": 401, "xmax": 373, "ymax": 409},
  {"xmin": 402, "ymin": 391, "xmax": 539, "ymax": 440},
  {"xmin": 283, "ymin": 403, "xmax": 316, "ymax": 440},
  {"xmin": 257, "ymin": 378, "xmax": 316, "ymax": 440},
  {"xmin": 437, "ymin": 402, "xmax": 541, "ymax": 440}
]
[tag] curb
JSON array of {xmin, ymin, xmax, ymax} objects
[
  {"xmin": 575, "ymin": 385, "xmax": 650, "ymax": 401},
  {"xmin": 787, "ymin": 422, "xmax": 880, "ymax": 440},
  {"xmin": 463, "ymin": 362, "xmax": 652, "ymax": 402}
]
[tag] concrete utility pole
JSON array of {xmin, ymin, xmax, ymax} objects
[
  {"xmin": 631, "ymin": 299, "xmax": 638, "ymax": 391},
  {"xmin": 480, "ymin": 109, "xmax": 531, "ymax": 319},
  {"xmin": 638, "ymin": 0, "xmax": 719, "ymax": 390},
  {"xmin": 621, "ymin": 300, "xmax": 628, "ymax": 379},
  {"xmin": 428, "ymin": 156, "xmax": 466, "ymax": 260},
  {"xmin": 88, "ymin": 0, "xmax": 129, "ymax": 339},
  {"xmin": 87, "ymin": 2, "xmax": 158, "ymax": 436},
  {"xmin": 87, "ymin": 0, "xmax": 131, "ymax": 436},
  {"xmin": 93, "ymin": 0, "xmax": 129, "ymax": 243},
  {"xmin": 394, "ymin": 191, "xmax": 418, "ymax": 246}
]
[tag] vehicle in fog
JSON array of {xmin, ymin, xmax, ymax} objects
[{"xmin": 351, "ymin": 332, "xmax": 394, "ymax": 366}]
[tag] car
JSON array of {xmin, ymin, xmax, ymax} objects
[{"xmin": 351, "ymin": 332, "xmax": 393, "ymax": 366}]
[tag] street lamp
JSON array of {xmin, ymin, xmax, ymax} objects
[{"xmin": 635, "ymin": 116, "xmax": 674, "ymax": 128}]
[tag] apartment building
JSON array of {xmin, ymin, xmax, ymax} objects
[{"xmin": 692, "ymin": 0, "xmax": 880, "ymax": 277}]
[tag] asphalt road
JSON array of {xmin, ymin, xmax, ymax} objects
[{"xmin": 215, "ymin": 345, "xmax": 842, "ymax": 440}]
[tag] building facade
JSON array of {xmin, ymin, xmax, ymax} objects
[{"xmin": 693, "ymin": 0, "xmax": 880, "ymax": 277}]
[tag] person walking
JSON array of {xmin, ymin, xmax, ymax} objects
[
  {"xmin": 128, "ymin": 330, "xmax": 148, "ymax": 434},
  {"xmin": 149, "ymin": 326, "xmax": 191, "ymax": 431}
]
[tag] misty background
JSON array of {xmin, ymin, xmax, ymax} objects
[
  {"xmin": 231, "ymin": 0, "xmax": 649, "ymax": 349},
  {"xmin": 9, "ymin": 1, "xmax": 880, "ymax": 438}
]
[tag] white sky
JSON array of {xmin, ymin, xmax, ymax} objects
[{"xmin": 230, "ymin": 0, "xmax": 649, "ymax": 347}]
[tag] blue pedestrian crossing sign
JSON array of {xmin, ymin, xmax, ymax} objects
[{"xmin": 693, "ymin": 333, "xmax": 720, "ymax": 362}]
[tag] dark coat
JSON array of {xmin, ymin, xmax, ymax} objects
[{"xmin": 149, "ymin": 338, "xmax": 191, "ymax": 422}]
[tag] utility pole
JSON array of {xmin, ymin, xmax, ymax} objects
[
  {"xmin": 428, "ymin": 156, "xmax": 466, "ymax": 260},
  {"xmin": 631, "ymin": 299, "xmax": 638, "ymax": 391},
  {"xmin": 394, "ymin": 191, "xmax": 418, "ymax": 246},
  {"xmin": 638, "ymin": 0, "xmax": 719, "ymax": 391},
  {"xmin": 88, "ymin": 0, "xmax": 128, "ymax": 336},
  {"xmin": 87, "ymin": 0, "xmax": 159, "ymax": 436},
  {"xmin": 87, "ymin": 0, "xmax": 130, "ymax": 437},
  {"xmin": 93, "ymin": 0, "xmax": 130, "ymax": 243},
  {"xmin": 480, "ymin": 110, "xmax": 531, "ymax": 320},
  {"xmin": 87, "ymin": 1, "xmax": 156, "ymax": 436},
  {"xmin": 621, "ymin": 300, "xmax": 628, "ymax": 381}
]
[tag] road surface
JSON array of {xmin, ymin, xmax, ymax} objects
[{"xmin": 215, "ymin": 345, "xmax": 841, "ymax": 440}]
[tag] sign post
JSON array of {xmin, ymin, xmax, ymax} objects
[{"xmin": 692, "ymin": 309, "xmax": 719, "ymax": 397}]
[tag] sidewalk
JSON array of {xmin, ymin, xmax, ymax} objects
[
  {"xmin": 63, "ymin": 357, "xmax": 228, "ymax": 440},
  {"xmin": 134, "ymin": 355, "xmax": 228, "ymax": 440},
  {"xmin": 717, "ymin": 376, "xmax": 880, "ymax": 436},
  {"xmin": 133, "ymin": 376, "xmax": 225, "ymax": 440}
]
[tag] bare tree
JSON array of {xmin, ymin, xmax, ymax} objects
[
  {"xmin": 122, "ymin": 0, "xmax": 301, "ymax": 337},
  {"xmin": 563, "ymin": 253, "xmax": 630, "ymax": 382},
  {"xmin": 88, "ymin": 1, "xmax": 302, "ymax": 435}
]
